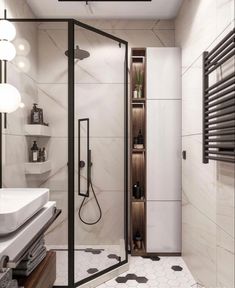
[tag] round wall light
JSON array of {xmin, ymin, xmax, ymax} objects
[
  {"xmin": 0, "ymin": 40, "xmax": 16, "ymax": 61},
  {"xmin": 0, "ymin": 20, "xmax": 16, "ymax": 41},
  {"xmin": 0, "ymin": 83, "xmax": 21, "ymax": 113}
]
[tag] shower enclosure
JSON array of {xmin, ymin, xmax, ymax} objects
[{"xmin": 1, "ymin": 18, "xmax": 128, "ymax": 287}]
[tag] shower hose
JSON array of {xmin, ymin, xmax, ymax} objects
[{"xmin": 78, "ymin": 179, "xmax": 102, "ymax": 225}]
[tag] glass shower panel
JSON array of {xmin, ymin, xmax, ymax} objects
[
  {"xmin": 3, "ymin": 21, "xmax": 69, "ymax": 287},
  {"xmin": 74, "ymin": 24, "xmax": 126, "ymax": 285}
]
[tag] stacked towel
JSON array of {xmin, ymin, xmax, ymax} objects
[
  {"xmin": 13, "ymin": 236, "xmax": 47, "ymax": 277},
  {"xmin": 0, "ymin": 269, "xmax": 17, "ymax": 288},
  {"xmin": 5, "ymin": 280, "xmax": 18, "ymax": 288}
]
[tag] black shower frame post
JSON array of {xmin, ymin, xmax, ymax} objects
[{"xmin": 1, "ymin": 17, "xmax": 129, "ymax": 288}]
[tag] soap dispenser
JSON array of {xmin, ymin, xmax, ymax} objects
[
  {"xmin": 31, "ymin": 104, "xmax": 40, "ymax": 124},
  {"xmin": 31, "ymin": 141, "xmax": 39, "ymax": 162}
]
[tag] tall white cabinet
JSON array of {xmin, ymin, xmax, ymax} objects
[{"xmin": 146, "ymin": 48, "xmax": 182, "ymax": 253}]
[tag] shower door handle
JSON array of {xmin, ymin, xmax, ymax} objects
[{"xmin": 78, "ymin": 118, "xmax": 90, "ymax": 197}]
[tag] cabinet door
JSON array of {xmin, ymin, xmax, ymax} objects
[
  {"xmin": 146, "ymin": 48, "xmax": 181, "ymax": 100},
  {"xmin": 147, "ymin": 100, "xmax": 181, "ymax": 201},
  {"xmin": 146, "ymin": 201, "xmax": 181, "ymax": 253}
]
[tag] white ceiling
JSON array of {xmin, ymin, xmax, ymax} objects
[{"xmin": 26, "ymin": 0, "xmax": 183, "ymax": 19}]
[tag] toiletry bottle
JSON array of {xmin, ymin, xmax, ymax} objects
[
  {"xmin": 39, "ymin": 107, "xmax": 44, "ymax": 124},
  {"xmin": 134, "ymin": 231, "xmax": 142, "ymax": 250},
  {"xmin": 38, "ymin": 148, "xmax": 43, "ymax": 162},
  {"xmin": 137, "ymin": 129, "xmax": 144, "ymax": 146},
  {"xmin": 31, "ymin": 104, "xmax": 40, "ymax": 124},
  {"xmin": 133, "ymin": 90, "xmax": 138, "ymax": 99},
  {"xmin": 31, "ymin": 141, "xmax": 39, "ymax": 162},
  {"xmin": 42, "ymin": 147, "xmax": 47, "ymax": 162},
  {"xmin": 133, "ymin": 136, "xmax": 138, "ymax": 148},
  {"xmin": 133, "ymin": 181, "xmax": 141, "ymax": 199}
]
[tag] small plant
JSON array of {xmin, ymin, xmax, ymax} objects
[
  {"xmin": 134, "ymin": 67, "xmax": 144, "ymax": 98},
  {"xmin": 135, "ymin": 67, "xmax": 144, "ymax": 86}
]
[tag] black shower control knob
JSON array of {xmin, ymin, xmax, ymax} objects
[{"xmin": 79, "ymin": 160, "xmax": 86, "ymax": 168}]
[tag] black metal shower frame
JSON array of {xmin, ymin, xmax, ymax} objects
[{"xmin": 1, "ymin": 18, "xmax": 129, "ymax": 288}]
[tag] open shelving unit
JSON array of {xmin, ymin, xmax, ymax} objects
[{"xmin": 130, "ymin": 48, "xmax": 147, "ymax": 256}]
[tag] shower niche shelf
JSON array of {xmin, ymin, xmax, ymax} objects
[
  {"xmin": 25, "ymin": 124, "xmax": 51, "ymax": 137},
  {"xmin": 130, "ymin": 48, "xmax": 147, "ymax": 256},
  {"xmin": 25, "ymin": 160, "xmax": 52, "ymax": 175}
]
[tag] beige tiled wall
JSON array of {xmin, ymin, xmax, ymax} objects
[{"xmin": 175, "ymin": 1, "xmax": 235, "ymax": 287}]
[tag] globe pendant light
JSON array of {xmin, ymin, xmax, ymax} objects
[
  {"xmin": 0, "ymin": 19, "xmax": 16, "ymax": 41},
  {"xmin": 0, "ymin": 10, "xmax": 21, "ymax": 113},
  {"xmin": 0, "ymin": 40, "xmax": 16, "ymax": 61},
  {"xmin": 0, "ymin": 84, "xmax": 21, "ymax": 113}
]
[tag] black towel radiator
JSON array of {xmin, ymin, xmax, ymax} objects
[{"xmin": 202, "ymin": 28, "xmax": 235, "ymax": 164}]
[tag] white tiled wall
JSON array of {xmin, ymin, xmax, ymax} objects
[{"xmin": 175, "ymin": 0, "xmax": 235, "ymax": 287}]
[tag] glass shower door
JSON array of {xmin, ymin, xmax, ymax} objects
[{"xmin": 73, "ymin": 21, "xmax": 128, "ymax": 286}]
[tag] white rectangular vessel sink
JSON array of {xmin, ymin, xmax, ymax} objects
[{"xmin": 0, "ymin": 188, "xmax": 49, "ymax": 235}]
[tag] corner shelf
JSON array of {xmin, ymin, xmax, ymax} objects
[
  {"xmin": 25, "ymin": 160, "xmax": 51, "ymax": 175},
  {"xmin": 25, "ymin": 124, "xmax": 51, "ymax": 137},
  {"xmin": 132, "ymin": 198, "xmax": 146, "ymax": 203},
  {"xmin": 132, "ymin": 98, "xmax": 146, "ymax": 104},
  {"xmin": 132, "ymin": 148, "xmax": 145, "ymax": 153}
]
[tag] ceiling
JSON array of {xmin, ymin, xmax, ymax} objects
[{"xmin": 26, "ymin": 0, "xmax": 183, "ymax": 19}]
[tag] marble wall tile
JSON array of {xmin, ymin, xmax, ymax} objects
[
  {"xmin": 177, "ymin": 0, "xmax": 235, "ymax": 287},
  {"xmin": 37, "ymin": 86, "xmax": 68, "ymax": 137},
  {"xmin": 175, "ymin": 0, "xmax": 217, "ymax": 69},
  {"xmin": 182, "ymin": 192, "xmax": 217, "ymax": 287},
  {"xmin": 182, "ymin": 135, "xmax": 217, "ymax": 223},
  {"xmin": 216, "ymin": 0, "xmax": 235, "ymax": 35},
  {"xmin": 5, "ymin": 0, "xmax": 35, "ymax": 18},
  {"xmin": 181, "ymin": 57, "xmax": 202, "ymax": 136},
  {"xmin": 75, "ymin": 84, "xmax": 124, "ymax": 138},
  {"xmin": 216, "ymin": 227, "xmax": 235, "ymax": 288},
  {"xmin": 216, "ymin": 162, "xmax": 235, "ymax": 238},
  {"xmin": 75, "ymin": 138, "xmax": 124, "ymax": 192}
]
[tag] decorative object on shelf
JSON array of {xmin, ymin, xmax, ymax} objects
[
  {"xmin": 0, "ymin": 9, "xmax": 22, "ymax": 114},
  {"xmin": 133, "ymin": 181, "xmax": 142, "ymax": 199},
  {"xmin": 30, "ymin": 103, "xmax": 44, "ymax": 125},
  {"xmin": 133, "ymin": 129, "xmax": 144, "ymax": 149},
  {"xmin": 134, "ymin": 67, "xmax": 144, "ymax": 98},
  {"xmin": 31, "ymin": 141, "xmax": 39, "ymax": 163},
  {"xmin": 30, "ymin": 141, "xmax": 47, "ymax": 163},
  {"xmin": 133, "ymin": 89, "xmax": 138, "ymax": 99},
  {"xmin": 134, "ymin": 231, "xmax": 142, "ymax": 250}
]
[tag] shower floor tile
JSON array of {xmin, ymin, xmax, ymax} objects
[
  {"xmin": 47, "ymin": 245, "xmax": 122, "ymax": 286},
  {"xmin": 97, "ymin": 256, "xmax": 196, "ymax": 288}
]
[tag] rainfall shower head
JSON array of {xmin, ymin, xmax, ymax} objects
[{"xmin": 65, "ymin": 45, "xmax": 90, "ymax": 60}]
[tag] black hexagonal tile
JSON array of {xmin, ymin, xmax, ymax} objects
[
  {"xmin": 171, "ymin": 265, "xmax": 183, "ymax": 271},
  {"xmin": 108, "ymin": 254, "xmax": 121, "ymax": 262},
  {"xmin": 115, "ymin": 273, "xmax": 148, "ymax": 284},
  {"xmin": 136, "ymin": 276, "xmax": 148, "ymax": 283},
  {"xmin": 87, "ymin": 268, "xmax": 98, "ymax": 274}
]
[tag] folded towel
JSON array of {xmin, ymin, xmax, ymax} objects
[
  {"xmin": 0, "ymin": 269, "xmax": 12, "ymax": 288},
  {"xmin": 13, "ymin": 249, "xmax": 47, "ymax": 277},
  {"xmin": 23, "ymin": 236, "xmax": 45, "ymax": 261},
  {"xmin": 6, "ymin": 280, "xmax": 18, "ymax": 288},
  {"xmin": 16, "ymin": 247, "xmax": 47, "ymax": 270}
]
